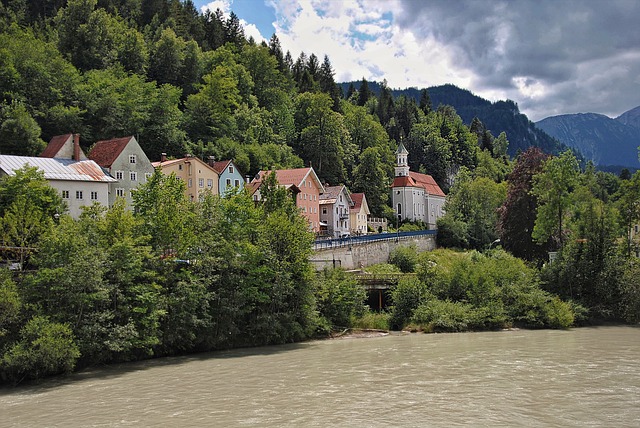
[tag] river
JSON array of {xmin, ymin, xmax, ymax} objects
[{"xmin": 1, "ymin": 326, "xmax": 639, "ymax": 427}]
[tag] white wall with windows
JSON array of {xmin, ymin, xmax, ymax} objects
[{"xmin": 50, "ymin": 180, "xmax": 110, "ymax": 218}]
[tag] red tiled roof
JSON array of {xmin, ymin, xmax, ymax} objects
[
  {"xmin": 41, "ymin": 134, "xmax": 73, "ymax": 158},
  {"xmin": 410, "ymin": 171, "xmax": 445, "ymax": 196},
  {"xmin": 391, "ymin": 172, "xmax": 445, "ymax": 197},
  {"xmin": 211, "ymin": 160, "xmax": 231, "ymax": 174},
  {"xmin": 350, "ymin": 193, "xmax": 364, "ymax": 210},
  {"xmin": 88, "ymin": 137, "xmax": 133, "ymax": 168},
  {"xmin": 256, "ymin": 167, "xmax": 324, "ymax": 192}
]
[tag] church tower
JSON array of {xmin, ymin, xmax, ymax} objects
[{"xmin": 395, "ymin": 140, "xmax": 410, "ymax": 177}]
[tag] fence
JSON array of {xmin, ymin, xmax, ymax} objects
[{"xmin": 313, "ymin": 229, "xmax": 437, "ymax": 251}]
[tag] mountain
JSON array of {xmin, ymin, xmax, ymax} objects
[
  {"xmin": 536, "ymin": 111, "xmax": 640, "ymax": 168},
  {"xmin": 340, "ymin": 82, "xmax": 568, "ymax": 157},
  {"xmin": 616, "ymin": 106, "xmax": 640, "ymax": 130}
]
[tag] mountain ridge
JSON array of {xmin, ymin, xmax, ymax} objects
[
  {"xmin": 340, "ymin": 81, "xmax": 568, "ymax": 157},
  {"xmin": 536, "ymin": 110, "xmax": 640, "ymax": 168}
]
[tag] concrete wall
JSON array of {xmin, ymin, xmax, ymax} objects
[{"xmin": 310, "ymin": 234, "xmax": 436, "ymax": 270}]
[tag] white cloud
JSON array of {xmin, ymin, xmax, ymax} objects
[
  {"xmin": 200, "ymin": 0, "xmax": 231, "ymax": 14},
  {"xmin": 270, "ymin": 0, "xmax": 475, "ymax": 92}
]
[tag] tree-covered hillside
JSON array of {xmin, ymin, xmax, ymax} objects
[
  {"xmin": 0, "ymin": 0, "xmax": 518, "ymax": 217},
  {"xmin": 341, "ymin": 81, "xmax": 568, "ymax": 157}
]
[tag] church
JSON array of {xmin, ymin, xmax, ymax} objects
[{"xmin": 391, "ymin": 142, "xmax": 446, "ymax": 229}]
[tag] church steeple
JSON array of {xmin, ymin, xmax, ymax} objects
[{"xmin": 395, "ymin": 140, "xmax": 409, "ymax": 177}]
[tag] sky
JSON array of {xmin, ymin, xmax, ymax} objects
[{"xmin": 195, "ymin": 0, "xmax": 640, "ymax": 122}]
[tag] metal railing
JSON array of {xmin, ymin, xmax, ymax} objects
[{"xmin": 313, "ymin": 229, "xmax": 437, "ymax": 251}]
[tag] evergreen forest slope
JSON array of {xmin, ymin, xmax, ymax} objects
[{"xmin": 340, "ymin": 81, "xmax": 568, "ymax": 157}]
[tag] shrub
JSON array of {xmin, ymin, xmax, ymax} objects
[
  {"xmin": 436, "ymin": 215, "xmax": 469, "ymax": 248},
  {"xmin": 388, "ymin": 276, "xmax": 429, "ymax": 330},
  {"xmin": 389, "ymin": 245, "xmax": 418, "ymax": 273},
  {"xmin": 315, "ymin": 268, "xmax": 366, "ymax": 329},
  {"xmin": 1, "ymin": 316, "xmax": 80, "ymax": 383},
  {"xmin": 352, "ymin": 312, "xmax": 390, "ymax": 330},
  {"xmin": 410, "ymin": 299, "xmax": 478, "ymax": 332}
]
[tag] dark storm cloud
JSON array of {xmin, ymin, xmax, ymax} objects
[{"xmin": 395, "ymin": 0, "xmax": 640, "ymax": 120}]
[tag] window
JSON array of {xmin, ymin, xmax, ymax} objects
[
  {"xmin": 322, "ymin": 207, "xmax": 327, "ymax": 215},
  {"xmin": 90, "ymin": 191, "xmax": 98, "ymax": 200},
  {"xmin": 178, "ymin": 164, "xmax": 183, "ymax": 170},
  {"xmin": 76, "ymin": 190, "xmax": 83, "ymax": 200},
  {"xmin": 129, "ymin": 154, "xmax": 136, "ymax": 164},
  {"xmin": 229, "ymin": 165, "xmax": 234, "ymax": 174},
  {"xmin": 115, "ymin": 170, "xmax": 124, "ymax": 180},
  {"xmin": 130, "ymin": 171, "xmax": 137, "ymax": 181},
  {"xmin": 207, "ymin": 179, "xmax": 213, "ymax": 187},
  {"xmin": 303, "ymin": 194, "xmax": 307, "ymax": 200},
  {"xmin": 340, "ymin": 195, "xmax": 343, "ymax": 202},
  {"xmin": 226, "ymin": 178, "xmax": 231, "ymax": 187},
  {"xmin": 116, "ymin": 188, "xmax": 125, "ymax": 197},
  {"xmin": 188, "ymin": 178, "xmax": 192, "ymax": 188},
  {"xmin": 234, "ymin": 179, "xmax": 240, "ymax": 187},
  {"xmin": 199, "ymin": 178, "xmax": 204, "ymax": 188},
  {"xmin": 397, "ymin": 203, "xmax": 402, "ymax": 215},
  {"xmin": 145, "ymin": 172, "xmax": 152, "ymax": 181},
  {"xmin": 61, "ymin": 190, "xmax": 69, "ymax": 199}
]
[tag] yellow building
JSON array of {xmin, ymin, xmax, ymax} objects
[
  {"xmin": 152, "ymin": 154, "xmax": 220, "ymax": 201},
  {"xmin": 349, "ymin": 193, "xmax": 370, "ymax": 235}
]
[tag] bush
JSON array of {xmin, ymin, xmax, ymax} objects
[
  {"xmin": 410, "ymin": 299, "xmax": 479, "ymax": 332},
  {"xmin": 436, "ymin": 215, "xmax": 469, "ymax": 248},
  {"xmin": 388, "ymin": 276, "xmax": 429, "ymax": 330},
  {"xmin": 352, "ymin": 312, "xmax": 390, "ymax": 330},
  {"xmin": 1, "ymin": 316, "xmax": 80, "ymax": 384},
  {"xmin": 389, "ymin": 245, "xmax": 418, "ymax": 273},
  {"xmin": 315, "ymin": 268, "xmax": 366, "ymax": 329}
]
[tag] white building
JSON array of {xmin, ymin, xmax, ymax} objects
[
  {"xmin": 391, "ymin": 141, "xmax": 446, "ymax": 229},
  {"xmin": 319, "ymin": 185, "xmax": 354, "ymax": 238},
  {"xmin": 0, "ymin": 154, "xmax": 116, "ymax": 218}
]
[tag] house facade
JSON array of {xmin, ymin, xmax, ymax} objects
[
  {"xmin": 152, "ymin": 154, "xmax": 220, "ymax": 201},
  {"xmin": 212, "ymin": 159, "xmax": 245, "ymax": 196},
  {"xmin": 391, "ymin": 141, "xmax": 446, "ymax": 229},
  {"xmin": 40, "ymin": 133, "xmax": 88, "ymax": 161},
  {"xmin": 252, "ymin": 167, "xmax": 325, "ymax": 232},
  {"xmin": 88, "ymin": 136, "xmax": 154, "ymax": 208},
  {"xmin": 349, "ymin": 193, "xmax": 370, "ymax": 235},
  {"xmin": 319, "ymin": 185, "xmax": 354, "ymax": 238},
  {"xmin": 0, "ymin": 154, "xmax": 115, "ymax": 218}
]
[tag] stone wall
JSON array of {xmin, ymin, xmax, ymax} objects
[{"xmin": 310, "ymin": 234, "xmax": 436, "ymax": 270}]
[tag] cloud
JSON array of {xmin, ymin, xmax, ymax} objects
[
  {"xmin": 393, "ymin": 0, "xmax": 640, "ymax": 120},
  {"xmin": 201, "ymin": 0, "xmax": 267, "ymax": 43}
]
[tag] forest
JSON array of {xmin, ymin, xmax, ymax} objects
[{"xmin": 1, "ymin": 1, "xmax": 640, "ymax": 384}]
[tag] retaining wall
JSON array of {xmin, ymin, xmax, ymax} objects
[{"xmin": 310, "ymin": 233, "xmax": 436, "ymax": 270}]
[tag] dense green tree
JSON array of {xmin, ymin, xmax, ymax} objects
[
  {"xmin": 357, "ymin": 78, "xmax": 371, "ymax": 106},
  {"xmin": 56, "ymin": 0, "xmax": 148, "ymax": 73},
  {"xmin": 531, "ymin": 150, "xmax": 580, "ymax": 249},
  {"xmin": 352, "ymin": 147, "xmax": 390, "ymax": 217},
  {"xmin": 131, "ymin": 169, "xmax": 196, "ymax": 258},
  {"xmin": 438, "ymin": 168, "xmax": 506, "ymax": 250},
  {"xmin": 294, "ymin": 92, "xmax": 351, "ymax": 184},
  {"xmin": 498, "ymin": 147, "xmax": 550, "ymax": 261},
  {"xmin": 615, "ymin": 171, "xmax": 640, "ymax": 256},
  {"xmin": 79, "ymin": 67, "xmax": 186, "ymax": 159},
  {"xmin": 0, "ymin": 101, "xmax": 46, "ymax": 155}
]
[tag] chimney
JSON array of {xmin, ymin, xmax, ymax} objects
[
  {"xmin": 161, "ymin": 152, "xmax": 167, "ymax": 162},
  {"xmin": 246, "ymin": 175, "xmax": 251, "ymax": 183},
  {"xmin": 73, "ymin": 133, "xmax": 80, "ymax": 161},
  {"xmin": 208, "ymin": 155, "xmax": 215, "ymax": 167}
]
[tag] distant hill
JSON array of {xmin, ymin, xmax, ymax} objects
[
  {"xmin": 616, "ymin": 106, "xmax": 640, "ymax": 130},
  {"xmin": 340, "ymin": 81, "xmax": 568, "ymax": 157},
  {"xmin": 536, "ymin": 111, "xmax": 640, "ymax": 168}
]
